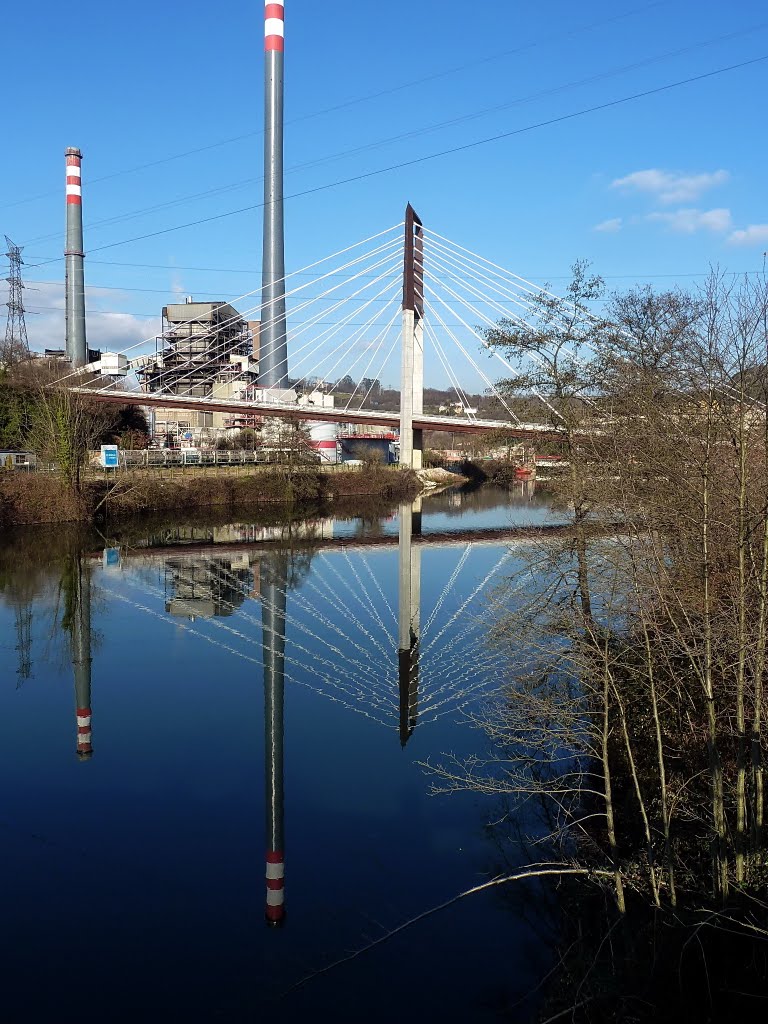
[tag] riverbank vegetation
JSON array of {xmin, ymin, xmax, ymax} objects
[
  {"xmin": 424, "ymin": 268, "xmax": 768, "ymax": 1019},
  {"xmin": 0, "ymin": 362, "xmax": 423, "ymax": 525},
  {"xmin": 0, "ymin": 462, "xmax": 421, "ymax": 527}
]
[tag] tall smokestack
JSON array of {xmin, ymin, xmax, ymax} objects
[
  {"xmin": 258, "ymin": 1, "xmax": 287, "ymax": 389},
  {"xmin": 64, "ymin": 147, "xmax": 87, "ymax": 368}
]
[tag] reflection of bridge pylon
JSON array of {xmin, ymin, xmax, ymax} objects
[
  {"xmin": 261, "ymin": 555, "xmax": 286, "ymax": 926},
  {"xmin": 68, "ymin": 556, "xmax": 93, "ymax": 760},
  {"xmin": 398, "ymin": 497, "xmax": 422, "ymax": 747}
]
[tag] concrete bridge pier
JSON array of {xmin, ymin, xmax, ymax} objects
[{"xmin": 398, "ymin": 499, "xmax": 421, "ymax": 746}]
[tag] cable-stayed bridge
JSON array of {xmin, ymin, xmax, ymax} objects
[
  {"xmin": 62, "ymin": 498, "xmax": 529, "ymax": 923},
  {"xmin": 53, "ymin": 209, "xmax": 606, "ymax": 458},
  {"xmin": 67, "ymin": 497, "xmax": 526, "ymax": 759}
]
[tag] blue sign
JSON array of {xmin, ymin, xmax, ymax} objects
[{"xmin": 100, "ymin": 445, "xmax": 119, "ymax": 468}]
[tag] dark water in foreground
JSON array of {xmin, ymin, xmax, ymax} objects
[{"xmin": 0, "ymin": 483, "xmax": 559, "ymax": 1022}]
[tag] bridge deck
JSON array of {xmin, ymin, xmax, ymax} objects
[{"xmin": 72, "ymin": 387, "xmax": 564, "ymax": 438}]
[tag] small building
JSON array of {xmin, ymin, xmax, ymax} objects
[
  {"xmin": 438, "ymin": 402, "xmax": 478, "ymax": 416},
  {"xmin": 0, "ymin": 451, "xmax": 36, "ymax": 470}
]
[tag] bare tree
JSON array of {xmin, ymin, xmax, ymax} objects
[{"xmin": 26, "ymin": 386, "xmax": 108, "ymax": 493}]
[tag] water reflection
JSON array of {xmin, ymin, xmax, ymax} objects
[
  {"xmin": 398, "ymin": 497, "xmax": 421, "ymax": 747},
  {"xmin": 0, "ymin": 485, "xmax": 556, "ymax": 1018},
  {"xmin": 62, "ymin": 553, "xmax": 94, "ymax": 759},
  {"xmin": 164, "ymin": 557, "xmax": 253, "ymax": 619},
  {"xmin": 261, "ymin": 553, "xmax": 287, "ymax": 926}
]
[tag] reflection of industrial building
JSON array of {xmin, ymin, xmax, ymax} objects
[
  {"xmin": 137, "ymin": 300, "xmax": 259, "ymax": 439},
  {"xmin": 164, "ymin": 557, "xmax": 254, "ymax": 619},
  {"xmin": 141, "ymin": 519, "xmax": 336, "ymax": 552}
]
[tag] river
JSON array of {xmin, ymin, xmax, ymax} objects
[{"xmin": 0, "ymin": 481, "xmax": 563, "ymax": 1022}]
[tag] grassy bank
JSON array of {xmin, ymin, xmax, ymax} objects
[{"xmin": 0, "ymin": 465, "xmax": 422, "ymax": 527}]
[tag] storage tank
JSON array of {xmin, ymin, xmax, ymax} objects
[{"xmin": 309, "ymin": 421, "xmax": 337, "ymax": 464}]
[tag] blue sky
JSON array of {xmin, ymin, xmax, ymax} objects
[{"xmin": 3, "ymin": 0, "xmax": 767, "ymax": 388}]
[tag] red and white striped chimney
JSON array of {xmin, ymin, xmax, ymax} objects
[
  {"xmin": 264, "ymin": 0, "xmax": 284, "ymax": 51},
  {"xmin": 64, "ymin": 146, "xmax": 87, "ymax": 367},
  {"xmin": 265, "ymin": 850, "xmax": 285, "ymax": 924},
  {"xmin": 65, "ymin": 151, "xmax": 82, "ymax": 206},
  {"xmin": 76, "ymin": 705, "xmax": 93, "ymax": 758}
]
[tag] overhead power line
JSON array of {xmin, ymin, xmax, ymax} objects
[
  {"xmin": 14, "ymin": 265, "xmax": 768, "ymax": 287},
  {"xmin": 21, "ymin": 20, "xmax": 765, "ymax": 249},
  {"xmin": 24, "ymin": 52, "xmax": 768, "ymax": 268},
  {"xmin": 0, "ymin": 0, "xmax": 670, "ymax": 213}
]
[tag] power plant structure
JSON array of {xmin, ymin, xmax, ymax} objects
[
  {"xmin": 64, "ymin": 148, "xmax": 88, "ymax": 369},
  {"xmin": 259, "ymin": 0, "xmax": 287, "ymax": 390},
  {"xmin": 137, "ymin": 300, "xmax": 259, "ymax": 441}
]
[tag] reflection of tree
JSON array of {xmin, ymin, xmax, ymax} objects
[
  {"xmin": 0, "ymin": 527, "xmax": 91, "ymax": 685},
  {"xmin": 422, "ymin": 271, "xmax": 768, "ymax": 1018},
  {"xmin": 421, "ymin": 481, "xmax": 552, "ymax": 519}
]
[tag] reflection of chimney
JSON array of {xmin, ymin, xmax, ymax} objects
[
  {"xmin": 398, "ymin": 501, "xmax": 421, "ymax": 748},
  {"xmin": 69, "ymin": 556, "xmax": 93, "ymax": 759},
  {"xmin": 261, "ymin": 556, "xmax": 287, "ymax": 926}
]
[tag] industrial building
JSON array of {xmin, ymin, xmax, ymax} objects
[{"xmin": 137, "ymin": 299, "xmax": 260, "ymax": 444}]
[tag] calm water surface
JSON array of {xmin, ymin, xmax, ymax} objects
[{"xmin": 0, "ymin": 483, "xmax": 561, "ymax": 1022}]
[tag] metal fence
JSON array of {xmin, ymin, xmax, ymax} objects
[
  {"xmin": 112, "ymin": 449, "xmax": 272, "ymax": 468},
  {"xmin": 2, "ymin": 448, "xmax": 376, "ymax": 474}
]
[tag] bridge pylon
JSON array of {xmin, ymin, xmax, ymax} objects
[{"xmin": 399, "ymin": 205, "xmax": 424, "ymax": 469}]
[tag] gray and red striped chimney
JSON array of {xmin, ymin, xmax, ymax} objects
[
  {"xmin": 259, "ymin": 0, "xmax": 288, "ymax": 389},
  {"xmin": 64, "ymin": 147, "xmax": 87, "ymax": 368}
]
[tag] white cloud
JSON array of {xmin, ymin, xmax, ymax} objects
[
  {"xmin": 727, "ymin": 224, "xmax": 768, "ymax": 247},
  {"xmin": 0, "ymin": 281, "xmax": 160, "ymax": 355},
  {"xmin": 593, "ymin": 217, "xmax": 623, "ymax": 233},
  {"xmin": 646, "ymin": 208, "xmax": 732, "ymax": 234},
  {"xmin": 612, "ymin": 168, "xmax": 729, "ymax": 204}
]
